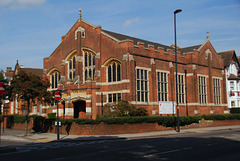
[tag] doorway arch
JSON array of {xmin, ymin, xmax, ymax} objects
[{"xmin": 73, "ymin": 100, "xmax": 86, "ymax": 118}]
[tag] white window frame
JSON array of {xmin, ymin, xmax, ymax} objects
[
  {"xmin": 198, "ymin": 76, "xmax": 207, "ymax": 104},
  {"xmin": 157, "ymin": 71, "xmax": 168, "ymax": 101},
  {"xmin": 136, "ymin": 67, "xmax": 150, "ymax": 103},
  {"xmin": 213, "ymin": 78, "xmax": 221, "ymax": 105},
  {"xmin": 176, "ymin": 74, "xmax": 185, "ymax": 104}
]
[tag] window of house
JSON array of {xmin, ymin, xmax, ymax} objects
[
  {"xmin": 136, "ymin": 69, "xmax": 148, "ymax": 102},
  {"xmin": 68, "ymin": 56, "xmax": 76, "ymax": 80},
  {"xmin": 107, "ymin": 62, "xmax": 121, "ymax": 82},
  {"xmin": 230, "ymin": 81, "xmax": 234, "ymax": 91},
  {"xmin": 157, "ymin": 72, "xmax": 168, "ymax": 101},
  {"xmin": 108, "ymin": 93, "xmax": 121, "ymax": 103},
  {"xmin": 176, "ymin": 74, "xmax": 185, "ymax": 104},
  {"xmin": 198, "ymin": 76, "xmax": 207, "ymax": 104},
  {"xmin": 51, "ymin": 71, "xmax": 60, "ymax": 89},
  {"xmin": 84, "ymin": 51, "xmax": 95, "ymax": 81},
  {"xmin": 213, "ymin": 78, "xmax": 221, "ymax": 105}
]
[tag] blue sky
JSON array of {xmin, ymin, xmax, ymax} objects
[{"xmin": 0, "ymin": 0, "xmax": 240, "ymax": 71}]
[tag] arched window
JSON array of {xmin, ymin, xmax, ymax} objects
[
  {"xmin": 84, "ymin": 51, "xmax": 95, "ymax": 81},
  {"xmin": 51, "ymin": 71, "xmax": 60, "ymax": 89},
  {"xmin": 107, "ymin": 61, "xmax": 121, "ymax": 82},
  {"xmin": 108, "ymin": 66, "xmax": 112, "ymax": 82},
  {"xmin": 68, "ymin": 56, "xmax": 76, "ymax": 80}
]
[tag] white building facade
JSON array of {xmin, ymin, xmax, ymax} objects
[{"xmin": 218, "ymin": 50, "xmax": 240, "ymax": 108}]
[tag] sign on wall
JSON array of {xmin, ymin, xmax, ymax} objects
[{"xmin": 159, "ymin": 101, "xmax": 176, "ymax": 114}]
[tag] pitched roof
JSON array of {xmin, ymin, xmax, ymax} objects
[
  {"xmin": 19, "ymin": 68, "xmax": 43, "ymax": 77},
  {"xmin": 217, "ymin": 50, "xmax": 236, "ymax": 67},
  {"xmin": 102, "ymin": 30, "xmax": 174, "ymax": 51},
  {"xmin": 102, "ymin": 29, "xmax": 204, "ymax": 55},
  {"xmin": 180, "ymin": 45, "xmax": 202, "ymax": 53},
  {"xmin": 228, "ymin": 74, "xmax": 240, "ymax": 80}
]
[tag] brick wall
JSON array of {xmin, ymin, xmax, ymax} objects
[
  {"xmin": 51, "ymin": 119, "xmax": 240, "ymax": 135},
  {"xmin": 2, "ymin": 118, "xmax": 239, "ymax": 135}
]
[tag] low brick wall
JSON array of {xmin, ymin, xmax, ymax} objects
[
  {"xmin": 51, "ymin": 119, "xmax": 240, "ymax": 135},
  {"xmin": 1, "ymin": 117, "xmax": 34, "ymax": 131},
  {"xmin": 52, "ymin": 122, "xmax": 174, "ymax": 135},
  {"xmin": 2, "ymin": 118, "xmax": 240, "ymax": 135}
]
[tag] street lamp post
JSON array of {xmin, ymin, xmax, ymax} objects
[{"xmin": 174, "ymin": 9, "xmax": 182, "ymax": 133}]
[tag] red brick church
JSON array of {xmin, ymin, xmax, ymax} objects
[{"xmin": 43, "ymin": 10, "xmax": 228, "ymax": 119}]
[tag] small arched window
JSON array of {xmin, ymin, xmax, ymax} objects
[
  {"xmin": 69, "ymin": 56, "xmax": 76, "ymax": 80},
  {"xmin": 107, "ymin": 61, "xmax": 121, "ymax": 82},
  {"xmin": 51, "ymin": 71, "xmax": 60, "ymax": 89},
  {"xmin": 84, "ymin": 50, "xmax": 95, "ymax": 81}
]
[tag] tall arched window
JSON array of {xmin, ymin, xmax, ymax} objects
[
  {"xmin": 107, "ymin": 61, "xmax": 121, "ymax": 82},
  {"xmin": 84, "ymin": 50, "xmax": 95, "ymax": 81},
  {"xmin": 51, "ymin": 71, "xmax": 60, "ymax": 89},
  {"xmin": 69, "ymin": 56, "xmax": 76, "ymax": 80}
]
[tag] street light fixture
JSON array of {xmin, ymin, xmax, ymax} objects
[{"xmin": 174, "ymin": 9, "xmax": 182, "ymax": 133}]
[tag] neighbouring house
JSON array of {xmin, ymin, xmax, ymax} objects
[
  {"xmin": 43, "ymin": 11, "xmax": 228, "ymax": 119},
  {"xmin": 218, "ymin": 50, "xmax": 240, "ymax": 108},
  {"xmin": 1, "ymin": 67, "xmax": 14, "ymax": 115},
  {"xmin": 7, "ymin": 61, "xmax": 48, "ymax": 116}
]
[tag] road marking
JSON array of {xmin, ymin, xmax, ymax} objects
[
  {"xmin": 144, "ymin": 149, "xmax": 180, "ymax": 158},
  {"xmin": 144, "ymin": 147, "xmax": 192, "ymax": 158},
  {"xmin": 183, "ymin": 147, "xmax": 192, "ymax": 150}
]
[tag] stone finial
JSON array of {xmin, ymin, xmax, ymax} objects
[
  {"xmin": 79, "ymin": 8, "xmax": 82, "ymax": 20},
  {"xmin": 207, "ymin": 32, "xmax": 209, "ymax": 40}
]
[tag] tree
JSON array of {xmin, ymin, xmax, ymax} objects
[
  {"xmin": 0, "ymin": 72, "xmax": 3, "ymax": 79},
  {"xmin": 7, "ymin": 71, "xmax": 52, "ymax": 135}
]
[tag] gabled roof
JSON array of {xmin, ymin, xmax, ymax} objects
[
  {"xmin": 228, "ymin": 74, "xmax": 240, "ymax": 80},
  {"xmin": 217, "ymin": 50, "xmax": 239, "ymax": 67},
  {"xmin": 14, "ymin": 61, "xmax": 43, "ymax": 77}
]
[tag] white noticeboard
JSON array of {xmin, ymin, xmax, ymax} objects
[{"xmin": 159, "ymin": 101, "xmax": 176, "ymax": 114}]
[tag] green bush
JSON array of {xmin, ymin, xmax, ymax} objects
[
  {"xmin": 60, "ymin": 119, "xmax": 74, "ymax": 125},
  {"xmin": 47, "ymin": 113, "xmax": 56, "ymax": 119},
  {"xmin": 230, "ymin": 108, "xmax": 240, "ymax": 114},
  {"xmin": 102, "ymin": 101, "xmax": 148, "ymax": 117},
  {"xmin": 179, "ymin": 116, "xmax": 199, "ymax": 126},
  {"xmin": 74, "ymin": 118, "xmax": 100, "ymax": 125},
  {"xmin": 13, "ymin": 115, "xmax": 27, "ymax": 123}
]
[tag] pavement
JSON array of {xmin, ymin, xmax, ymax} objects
[
  {"xmin": 0, "ymin": 125, "xmax": 240, "ymax": 154},
  {"xmin": 1, "ymin": 125, "xmax": 240, "ymax": 144}
]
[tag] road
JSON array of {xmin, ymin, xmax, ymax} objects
[{"xmin": 1, "ymin": 128, "xmax": 240, "ymax": 161}]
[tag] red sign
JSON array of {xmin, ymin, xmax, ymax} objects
[
  {"xmin": 0, "ymin": 82, "xmax": 5, "ymax": 95},
  {"xmin": 54, "ymin": 91, "xmax": 62, "ymax": 101}
]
